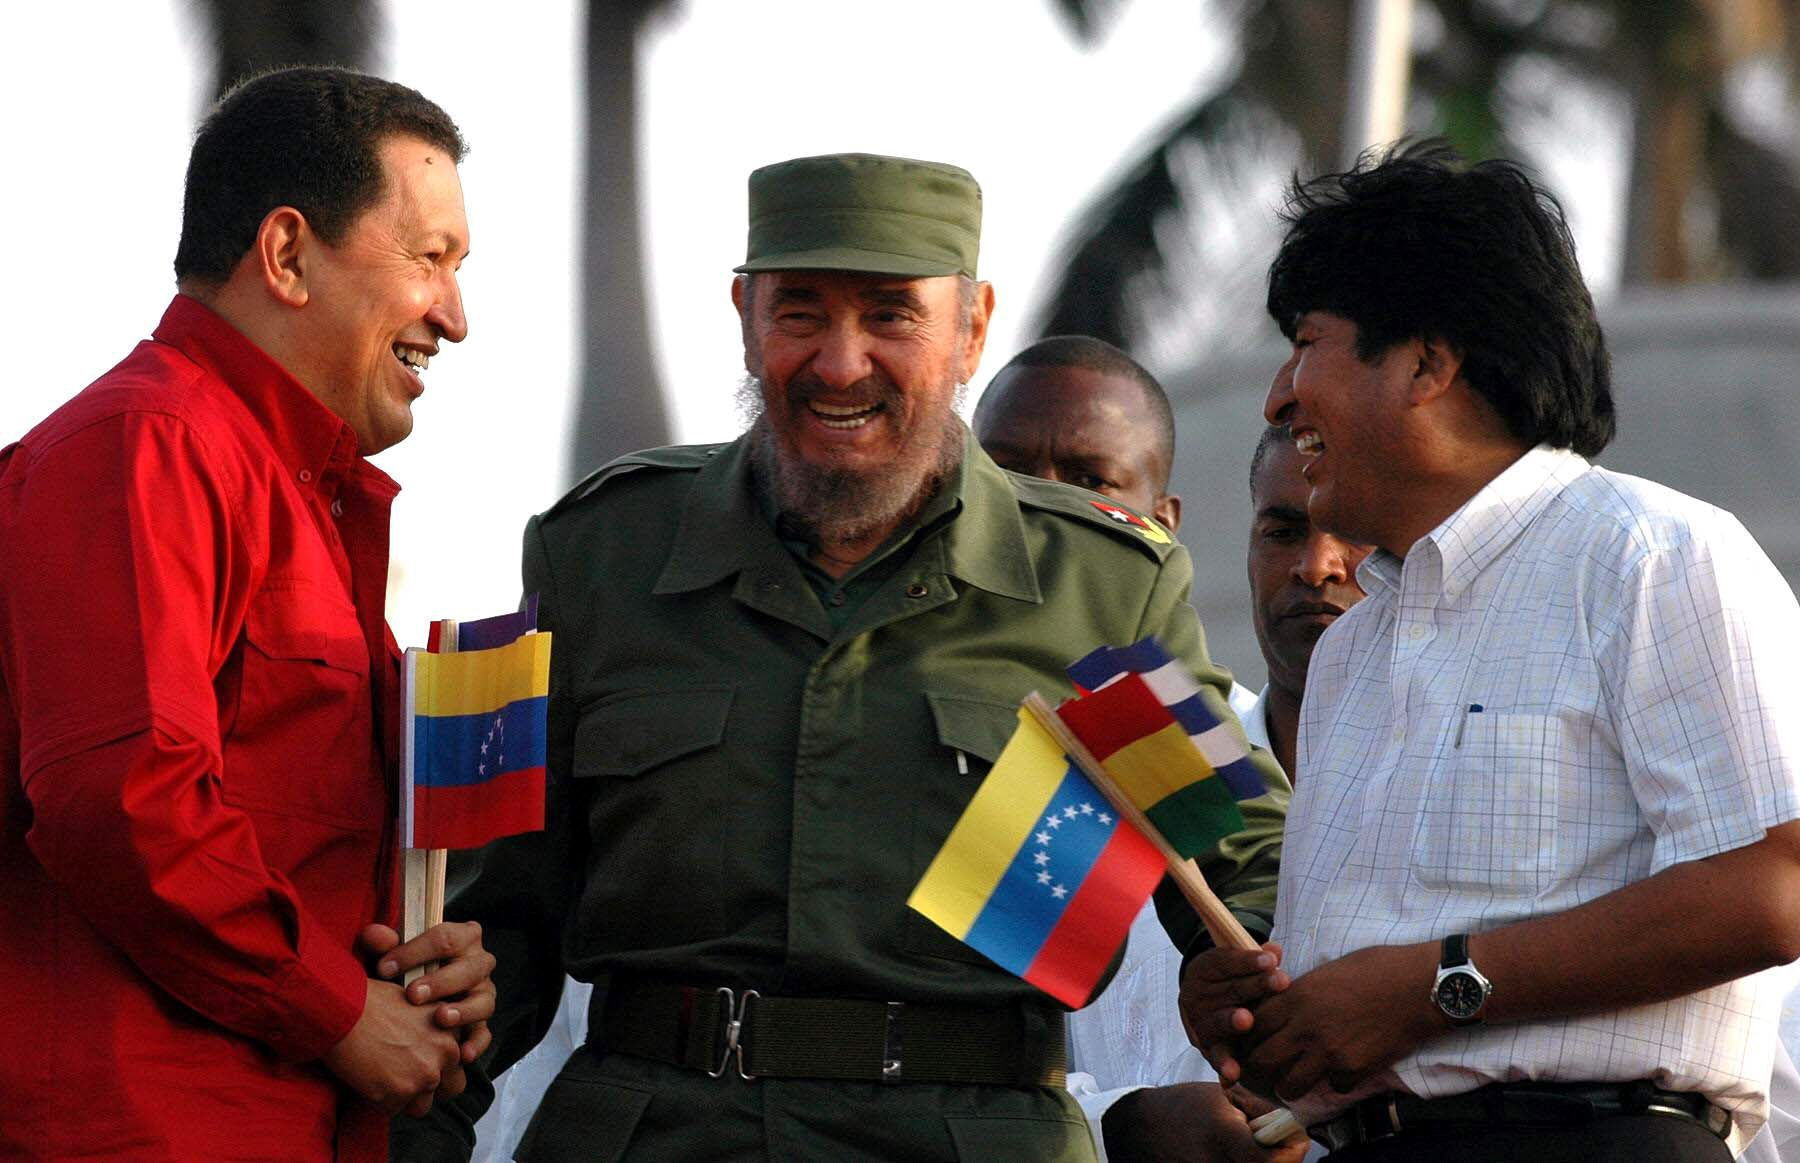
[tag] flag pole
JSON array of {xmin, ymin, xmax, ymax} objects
[
  {"xmin": 402, "ymin": 619, "xmax": 456, "ymax": 986},
  {"xmin": 1023, "ymin": 692, "xmax": 1253, "ymax": 950},
  {"xmin": 1022, "ymin": 692, "xmax": 1306, "ymax": 1148}
]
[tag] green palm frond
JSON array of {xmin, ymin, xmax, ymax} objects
[{"xmin": 1029, "ymin": 91, "xmax": 1279, "ymax": 349}]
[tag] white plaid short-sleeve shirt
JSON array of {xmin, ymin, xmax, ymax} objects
[{"xmin": 1274, "ymin": 445, "xmax": 1800, "ymax": 1144}]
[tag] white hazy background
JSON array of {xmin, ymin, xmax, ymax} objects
[{"xmin": 1, "ymin": 0, "xmax": 1618, "ymax": 652}]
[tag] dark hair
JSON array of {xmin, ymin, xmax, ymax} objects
[
  {"xmin": 174, "ymin": 66, "xmax": 466, "ymax": 284},
  {"xmin": 986, "ymin": 334, "xmax": 1176, "ymax": 480},
  {"xmin": 1266, "ymin": 141, "xmax": 1613, "ymax": 457},
  {"xmin": 1249, "ymin": 423, "xmax": 1289, "ymax": 496}
]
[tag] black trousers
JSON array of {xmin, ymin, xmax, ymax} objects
[{"xmin": 1325, "ymin": 1114, "xmax": 1732, "ymax": 1162}]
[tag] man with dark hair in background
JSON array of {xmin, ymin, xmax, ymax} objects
[
  {"xmin": 1239, "ymin": 424, "xmax": 1370, "ymax": 784},
  {"xmin": 1185, "ymin": 143, "xmax": 1800, "ymax": 1161},
  {"xmin": 0, "ymin": 66, "xmax": 494, "ymax": 1161},
  {"xmin": 974, "ymin": 335, "xmax": 1182, "ymax": 535},
  {"xmin": 977, "ymin": 339, "xmax": 1307, "ymax": 1163}
]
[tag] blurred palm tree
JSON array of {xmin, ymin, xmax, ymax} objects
[
  {"xmin": 572, "ymin": 0, "xmax": 677, "ymax": 480},
  {"xmin": 194, "ymin": 0, "xmax": 377, "ymax": 98},
  {"xmin": 1038, "ymin": 0, "xmax": 1800, "ymax": 355},
  {"xmin": 192, "ymin": 0, "xmax": 677, "ymax": 482}
]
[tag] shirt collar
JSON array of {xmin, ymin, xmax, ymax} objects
[
  {"xmin": 656, "ymin": 425, "xmax": 1040, "ymax": 603},
  {"xmin": 1244, "ymin": 684, "xmax": 1274, "ymax": 752},
  {"xmin": 1422, "ymin": 444, "xmax": 1590, "ymax": 600},
  {"xmin": 153, "ymin": 294, "xmax": 380, "ymax": 499},
  {"xmin": 937, "ymin": 431, "xmax": 1041, "ymax": 603}
]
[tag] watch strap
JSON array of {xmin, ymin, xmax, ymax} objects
[{"xmin": 1440, "ymin": 932, "xmax": 1470, "ymax": 970}]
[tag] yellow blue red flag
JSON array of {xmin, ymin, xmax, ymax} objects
[
  {"xmin": 402, "ymin": 621, "xmax": 552, "ymax": 850},
  {"xmin": 908, "ymin": 707, "xmax": 1166, "ymax": 1008}
]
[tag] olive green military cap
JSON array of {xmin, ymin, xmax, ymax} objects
[{"xmin": 735, "ymin": 152, "xmax": 981, "ymax": 279}]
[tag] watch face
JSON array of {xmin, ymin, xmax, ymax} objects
[{"xmin": 1435, "ymin": 971, "xmax": 1487, "ymax": 1019}]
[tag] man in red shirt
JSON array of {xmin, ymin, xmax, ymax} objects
[{"xmin": 0, "ymin": 67, "xmax": 495, "ymax": 1160}]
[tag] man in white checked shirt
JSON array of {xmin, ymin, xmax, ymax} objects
[{"xmin": 1181, "ymin": 141, "xmax": 1800, "ymax": 1162}]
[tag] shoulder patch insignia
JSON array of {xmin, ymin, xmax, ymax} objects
[{"xmin": 1090, "ymin": 499, "xmax": 1172, "ymax": 544}]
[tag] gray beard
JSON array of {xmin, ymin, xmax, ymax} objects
[{"xmin": 740, "ymin": 372, "xmax": 967, "ymax": 548}]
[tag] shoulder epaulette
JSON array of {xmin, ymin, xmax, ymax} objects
[
  {"xmin": 543, "ymin": 443, "xmax": 725, "ymax": 519},
  {"xmin": 1007, "ymin": 471, "xmax": 1177, "ymax": 562}
]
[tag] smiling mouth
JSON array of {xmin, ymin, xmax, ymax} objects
[
  {"xmin": 810, "ymin": 400, "xmax": 884, "ymax": 430},
  {"xmin": 1295, "ymin": 430, "xmax": 1322, "ymax": 457},
  {"xmin": 393, "ymin": 344, "xmax": 432, "ymax": 376}
]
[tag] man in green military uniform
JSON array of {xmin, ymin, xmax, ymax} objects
[{"xmin": 394, "ymin": 153, "xmax": 1288, "ymax": 1162}]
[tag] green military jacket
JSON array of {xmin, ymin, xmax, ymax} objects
[{"xmin": 396, "ymin": 430, "xmax": 1289, "ymax": 1163}]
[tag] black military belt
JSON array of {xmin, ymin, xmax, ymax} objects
[
  {"xmin": 594, "ymin": 980, "xmax": 1066, "ymax": 1087},
  {"xmin": 1314, "ymin": 1080, "xmax": 1732, "ymax": 1151}
]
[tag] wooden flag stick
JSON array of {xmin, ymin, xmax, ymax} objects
[
  {"xmin": 1023, "ymin": 692, "xmax": 1255, "ymax": 951},
  {"xmin": 1024, "ymin": 692, "xmax": 1305, "ymax": 1148},
  {"xmin": 402, "ymin": 619, "xmax": 456, "ymax": 985}
]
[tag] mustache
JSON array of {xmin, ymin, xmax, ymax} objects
[{"xmin": 783, "ymin": 369, "xmax": 903, "ymax": 410}]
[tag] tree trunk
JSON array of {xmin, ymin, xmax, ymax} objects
[
  {"xmin": 194, "ymin": 0, "xmax": 376, "ymax": 100},
  {"xmin": 1626, "ymin": 75, "xmax": 1706, "ymax": 282},
  {"xmin": 1619, "ymin": 1, "xmax": 1717, "ymax": 283},
  {"xmin": 568, "ymin": 1, "xmax": 670, "ymax": 483}
]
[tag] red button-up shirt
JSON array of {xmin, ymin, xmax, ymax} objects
[{"xmin": 0, "ymin": 296, "xmax": 404, "ymax": 1160}]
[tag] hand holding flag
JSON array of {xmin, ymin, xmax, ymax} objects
[
  {"xmin": 399, "ymin": 599, "xmax": 551, "ymax": 981},
  {"xmin": 908, "ymin": 637, "xmax": 1303, "ymax": 1146},
  {"xmin": 908, "ymin": 638, "xmax": 1267, "ymax": 1003}
]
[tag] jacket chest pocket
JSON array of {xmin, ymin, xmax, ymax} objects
[
  {"xmin": 901, "ymin": 692, "xmax": 1023, "ymax": 965},
  {"xmin": 222, "ymin": 580, "xmax": 378, "ymax": 834},
  {"xmin": 1408, "ymin": 711, "xmax": 1564, "ymax": 898},
  {"xmin": 572, "ymin": 685, "xmax": 735, "ymax": 947}
]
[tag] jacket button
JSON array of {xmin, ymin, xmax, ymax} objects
[{"xmin": 906, "ymin": 583, "xmax": 929, "ymax": 599}]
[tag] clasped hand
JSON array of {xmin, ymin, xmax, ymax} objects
[
  {"xmin": 324, "ymin": 921, "xmax": 498, "ymax": 1117},
  {"xmin": 1178, "ymin": 940, "xmax": 1441, "ymax": 1102}
]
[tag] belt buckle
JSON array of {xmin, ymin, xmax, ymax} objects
[{"xmin": 707, "ymin": 987, "xmax": 760, "ymax": 1081}]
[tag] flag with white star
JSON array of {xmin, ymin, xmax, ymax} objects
[
  {"xmin": 908, "ymin": 706, "xmax": 1165, "ymax": 1008},
  {"xmin": 403, "ymin": 617, "xmax": 552, "ymax": 850},
  {"xmin": 1061, "ymin": 638, "xmax": 1265, "ymax": 856}
]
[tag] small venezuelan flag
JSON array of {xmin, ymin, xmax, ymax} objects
[
  {"xmin": 1061, "ymin": 639, "xmax": 1265, "ymax": 856},
  {"xmin": 908, "ymin": 707, "xmax": 1166, "ymax": 1008},
  {"xmin": 402, "ymin": 628, "xmax": 552, "ymax": 850}
]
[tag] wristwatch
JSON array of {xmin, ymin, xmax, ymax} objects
[{"xmin": 1430, "ymin": 933, "xmax": 1493, "ymax": 1026}]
